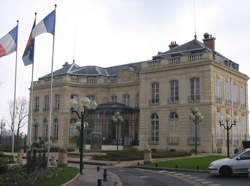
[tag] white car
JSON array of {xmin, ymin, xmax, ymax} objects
[{"xmin": 209, "ymin": 148, "xmax": 250, "ymax": 177}]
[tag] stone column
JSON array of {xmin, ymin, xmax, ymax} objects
[{"xmin": 144, "ymin": 146, "xmax": 152, "ymax": 164}]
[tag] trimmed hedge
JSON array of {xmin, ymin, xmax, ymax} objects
[{"xmin": 92, "ymin": 149, "xmax": 190, "ymax": 161}]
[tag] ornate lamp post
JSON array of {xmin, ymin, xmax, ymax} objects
[
  {"xmin": 218, "ymin": 114, "xmax": 237, "ymax": 157},
  {"xmin": 70, "ymin": 97, "xmax": 97, "ymax": 175},
  {"xmin": 189, "ymin": 107, "xmax": 204, "ymax": 155},
  {"xmin": 112, "ymin": 112, "xmax": 124, "ymax": 151}
]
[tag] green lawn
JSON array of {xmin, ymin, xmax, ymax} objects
[
  {"xmin": 37, "ymin": 167, "xmax": 78, "ymax": 186},
  {"xmin": 144, "ymin": 156, "xmax": 225, "ymax": 170}
]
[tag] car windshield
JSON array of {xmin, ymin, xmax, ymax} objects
[{"xmin": 230, "ymin": 149, "xmax": 248, "ymax": 159}]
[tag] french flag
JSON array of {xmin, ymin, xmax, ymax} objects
[
  {"xmin": 0, "ymin": 25, "xmax": 18, "ymax": 57},
  {"xmin": 32, "ymin": 10, "xmax": 55, "ymax": 38}
]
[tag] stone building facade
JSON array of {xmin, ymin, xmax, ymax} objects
[{"xmin": 28, "ymin": 33, "xmax": 249, "ymax": 154}]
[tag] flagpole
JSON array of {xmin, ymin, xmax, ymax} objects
[
  {"xmin": 12, "ymin": 20, "xmax": 19, "ymax": 158},
  {"xmin": 28, "ymin": 13, "xmax": 37, "ymax": 146},
  {"xmin": 47, "ymin": 4, "xmax": 57, "ymax": 166}
]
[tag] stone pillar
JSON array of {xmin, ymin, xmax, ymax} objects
[
  {"xmin": 58, "ymin": 148, "xmax": 67, "ymax": 167},
  {"xmin": 144, "ymin": 146, "xmax": 152, "ymax": 164},
  {"xmin": 17, "ymin": 149, "xmax": 24, "ymax": 164},
  {"xmin": 50, "ymin": 155, "xmax": 57, "ymax": 166}
]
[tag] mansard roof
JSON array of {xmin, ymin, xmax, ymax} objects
[
  {"xmin": 39, "ymin": 61, "xmax": 142, "ymax": 80},
  {"xmin": 153, "ymin": 39, "xmax": 210, "ymax": 59},
  {"xmin": 153, "ymin": 38, "xmax": 239, "ymax": 71},
  {"xmin": 39, "ymin": 37, "xmax": 240, "ymax": 80}
]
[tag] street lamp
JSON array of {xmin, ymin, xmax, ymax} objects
[
  {"xmin": 69, "ymin": 97, "xmax": 97, "ymax": 175},
  {"xmin": 189, "ymin": 107, "xmax": 204, "ymax": 155},
  {"xmin": 218, "ymin": 114, "xmax": 237, "ymax": 157},
  {"xmin": 112, "ymin": 112, "xmax": 124, "ymax": 151}
]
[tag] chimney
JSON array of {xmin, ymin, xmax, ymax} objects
[
  {"xmin": 169, "ymin": 41, "xmax": 178, "ymax": 50},
  {"xmin": 203, "ymin": 33, "xmax": 216, "ymax": 50},
  {"xmin": 63, "ymin": 62, "xmax": 69, "ymax": 68}
]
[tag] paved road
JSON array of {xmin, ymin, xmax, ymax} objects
[
  {"xmin": 110, "ymin": 167, "xmax": 194, "ymax": 186},
  {"xmin": 182, "ymin": 171, "xmax": 250, "ymax": 186},
  {"xmin": 110, "ymin": 167, "xmax": 250, "ymax": 186}
]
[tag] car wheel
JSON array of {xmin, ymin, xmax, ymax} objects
[{"xmin": 219, "ymin": 166, "xmax": 232, "ymax": 177}]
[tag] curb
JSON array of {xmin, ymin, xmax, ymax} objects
[
  {"xmin": 133, "ymin": 166, "xmax": 209, "ymax": 173},
  {"xmin": 62, "ymin": 173, "xmax": 80, "ymax": 186},
  {"xmin": 68, "ymin": 160, "xmax": 114, "ymax": 166}
]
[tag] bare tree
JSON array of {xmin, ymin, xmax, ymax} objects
[
  {"xmin": 0, "ymin": 119, "xmax": 6, "ymax": 144},
  {"xmin": 8, "ymin": 97, "xmax": 28, "ymax": 147}
]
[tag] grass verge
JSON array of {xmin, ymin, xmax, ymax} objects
[
  {"xmin": 38, "ymin": 167, "xmax": 79, "ymax": 186},
  {"xmin": 144, "ymin": 156, "xmax": 225, "ymax": 170}
]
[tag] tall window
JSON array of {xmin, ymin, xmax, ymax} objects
[
  {"xmin": 240, "ymin": 87, "xmax": 245, "ymax": 107},
  {"xmin": 34, "ymin": 96, "xmax": 39, "ymax": 112},
  {"xmin": 151, "ymin": 82, "xmax": 159, "ymax": 104},
  {"xmin": 151, "ymin": 113, "xmax": 159, "ymax": 144},
  {"xmin": 43, "ymin": 118, "xmax": 48, "ymax": 138},
  {"xmin": 241, "ymin": 116, "xmax": 246, "ymax": 140},
  {"xmin": 225, "ymin": 81, "xmax": 231, "ymax": 104},
  {"xmin": 69, "ymin": 119, "xmax": 77, "ymax": 137},
  {"xmin": 169, "ymin": 80, "xmax": 179, "ymax": 102},
  {"xmin": 216, "ymin": 112, "xmax": 222, "ymax": 145},
  {"xmin": 44, "ymin": 95, "xmax": 49, "ymax": 111},
  {"xmin": 33, "ymin": 120, "xmax": 38, "ymax": 141},
  {"xmin": 54, "ymin": 119, "xmax": 59, "ymax": 140},
  {"xmin": 111, "ymin": 95, "xmax": 117, "ymax": 103},
  {"xmin": 233, "ymin": 84, "xmax": 238, "ymax": 106},
  {"xmin": 122, "ymin": 94, "xmax": 130, "ymax": 106},
  {"xmin": 232, "ymin": 118, "xmax": 238, "ymax": 145},
  {"xmin": 55, "ymin": 95, "xmax": 60, "ymax": 111},
  {"xmin": 169, "ymin": 112, "xmax": 178, "ymax": 135},
  {"xmin": 216, "ymin": 78, "xmax": 221, "ymax": 100},
  {"xmin": 168, "ymin": 112, "xmax": 178, "ymax": 144},
  {"xmin": 135, "ymin": 93, "xmax": 139, "ymax": 107},
  {"xmin": 190, "ymin": 78, "xmax": 200, "ymax": 101}
]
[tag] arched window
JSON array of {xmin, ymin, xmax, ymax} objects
[
  {"xmin": 151, "ymin": 113, "xmax": 159, "ymax": 144},
  {"xmin": 43, "ymin": 118, "xmax": 48, "ymax": 138},
  {"xmin": 54, "ymin": 119, "xmax": 59, "ymax": 140},
  {"xmin": 69, "ymin": 119, "xmax": 77, "ymax": 138},
  {"xmin": 168, "ymin": 112, "xmax": 178, "ymax": 144},
  {"xmin": 169, "ymin": 112, "xmax": 178, "ymax": 134}
]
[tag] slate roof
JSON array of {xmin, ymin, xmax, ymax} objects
[
  {"xmin": 39, "ymin": 38, "xmax": 239, "ymax": 80},
  {"xmin": 153, "ymin": 38, "xmax": 239, "ymax": 71},
  {"xmin": 39, "ymin": 61, "xmax": 142, "ymax": 80},
  {"xmin": 153, "ymin": 39, "xmax": 210, "ymax": 59}
]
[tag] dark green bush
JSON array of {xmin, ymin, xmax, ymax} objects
[
  {"xmin": 93, "ymin": 149, "xmax": 190, "ymax": 161},
  {"xmin": 242, "ymin": 141, "xmax": 250, "ymax": 149}
]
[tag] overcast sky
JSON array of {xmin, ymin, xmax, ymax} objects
[{"xmin": 0, "ymin": 0, "xmax": 249, "ymax": 133}]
